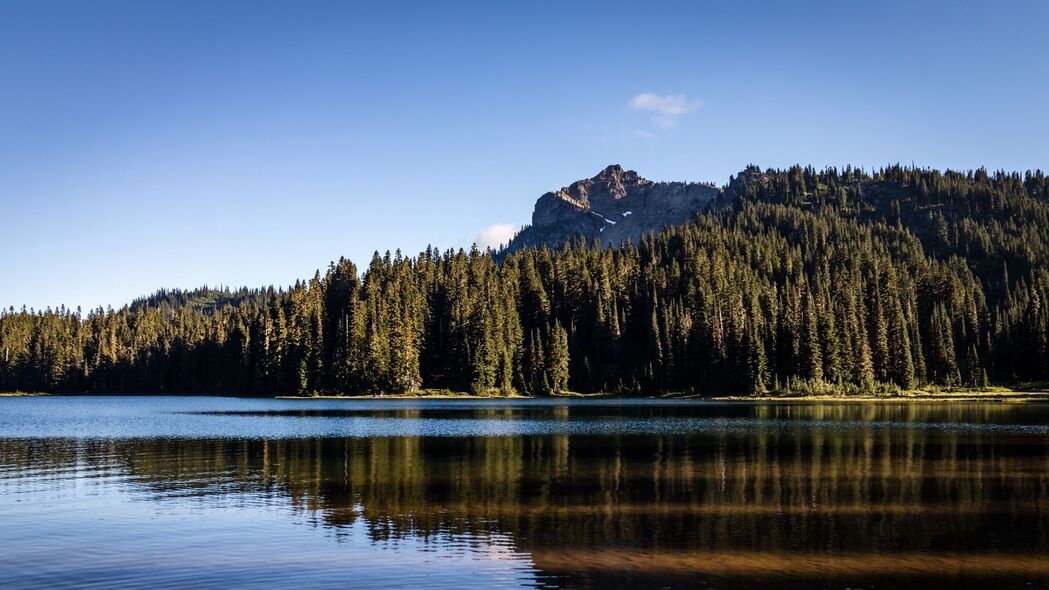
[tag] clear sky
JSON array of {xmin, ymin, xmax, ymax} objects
[{"xmin": 2, "ymin": 0, "xmax": 1047, "ymax": 311}]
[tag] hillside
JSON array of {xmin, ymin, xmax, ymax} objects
[
  {"xmin": 130, "ymin": 287, "xmax": 276, "ymax": 314},
  {"xmin": 2, "ymin": 164, "xmax": 1048, "ymax": 396}
]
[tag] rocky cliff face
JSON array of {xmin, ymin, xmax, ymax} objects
[{"xmin": 505, "ymin": 165, "xmax": 720, "ymax": 253}]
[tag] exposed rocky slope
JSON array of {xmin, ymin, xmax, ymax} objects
[{"xmin": 505, "ymin": 165, "xmax": 720, "ymax": 253}]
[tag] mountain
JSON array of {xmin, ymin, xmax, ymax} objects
[
  {"xmin": 505, "ymin": 164, "xmax": 719, "ymax": 252},
  {"xmin": 5, "ymin": 163, "xmax": 1049, "ymax": 397}
]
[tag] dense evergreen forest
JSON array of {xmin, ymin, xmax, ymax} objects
[{"xmin": 3, "ymin": 164, "xmax": 1049, "ymax": 396}]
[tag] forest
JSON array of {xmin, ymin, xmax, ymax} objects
[{"xmin": 3, "ymin": 164, "xmax": 1049, "ymax": 396}]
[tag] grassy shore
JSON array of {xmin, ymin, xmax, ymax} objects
[
  {"xmin": 276, "ymin": 387, "xmax": 1049, "ymax": 402},
  {"xmin": 275, "ymin": 389, "xmax": 530, "ymax": 400},
  {"xmin": 705, "ymin": 391, "xmax": 1049, "ymax": 402},
  {"xmin": 5, "ymin": 387, "xmax": 1049, "ymax": 402},
  {"xmin": 277, "ymin": 383, "xmax": 1049, "ymax": 401}
]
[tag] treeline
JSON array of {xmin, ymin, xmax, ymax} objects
[
  {"xmin": 3, "ymin": 165, "xmax": 1049, "ymax": 396},
  {"xmin": 129, "ymin": 286, "xmax": 276, "ymax": 313}
]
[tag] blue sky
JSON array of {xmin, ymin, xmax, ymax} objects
[{"xmin": 2, "ymin": 0, "xmax": 1047, "ymax": 311}]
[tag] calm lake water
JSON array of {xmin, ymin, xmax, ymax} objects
[{"xmin": 1, "ymin": 397, "xmax": 1048, "ymax": 589}]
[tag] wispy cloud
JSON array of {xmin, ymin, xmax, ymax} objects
[
  {"xmin": 474, "ymin": 223, "xmax": 520, "ymax": 251},
  {"xmin": 629, "ymin": 93, "xmax": 701, "ymax": 129}
]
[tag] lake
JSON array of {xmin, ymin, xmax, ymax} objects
[{"xmin": 1, "ymin": 396, "xmax": 1048, "ymax": 589}]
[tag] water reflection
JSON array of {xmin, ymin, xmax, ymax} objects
[{"xmin": 1, "ymin": 399, "xmax": 1048, "ymax": 588}]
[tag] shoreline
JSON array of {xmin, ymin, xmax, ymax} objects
[
  {"xmin": 3, "ymin": 390, "xmax": 1048, "ymax": 402},
  {"xmin": 279, "ymin": 391, "xmax": 1049, "ymax": 402}
]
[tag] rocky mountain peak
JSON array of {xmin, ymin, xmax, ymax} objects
[
  {"xmin": 595, "ymin": 164, "xmax": 648, "ymax": 198},
  {"xmin": 505, "ymin": 165, "xmax": 720, "ymax": 254},
  {"xmin": 540, "ymin": 165, "xmax": 651, "ymax": 219}
]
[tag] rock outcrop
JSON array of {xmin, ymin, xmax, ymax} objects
[{"xmin": 504, "ymin": 165, "xmax": 720, "ymax": 253}]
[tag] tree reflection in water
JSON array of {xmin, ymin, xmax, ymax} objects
[{"xmin": 2, "ymin": 401, "xmax": 1049, "ymax": 588}]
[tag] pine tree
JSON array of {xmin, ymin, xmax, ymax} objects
[{"xmin": 547, "ymin": 320, "xmax": 570, "ymax": 394}]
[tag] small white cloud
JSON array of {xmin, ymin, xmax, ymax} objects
[
  {"xmin": 630, "ymin": 93, "xmax": 700, "ymax": 116},
  {"xmin": 475, "ymin": 223, "xmax": 520, "ymax": 251},
  {"xmin": 629, "ymin": 93, "xmax": 701, "ymax": 129},
  {"xmin": 634, "ymin": 129, "xmax": 655, "ymax": 140}
]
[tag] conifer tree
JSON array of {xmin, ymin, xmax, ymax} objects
[{"xmin": 547, "ymin": 320, "xmax": 570, "ymax": 394}]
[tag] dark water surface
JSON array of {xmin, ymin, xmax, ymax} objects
[{"xmin": 1, "ymin": 396, "xmax": 1048, "ymax": 589}]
